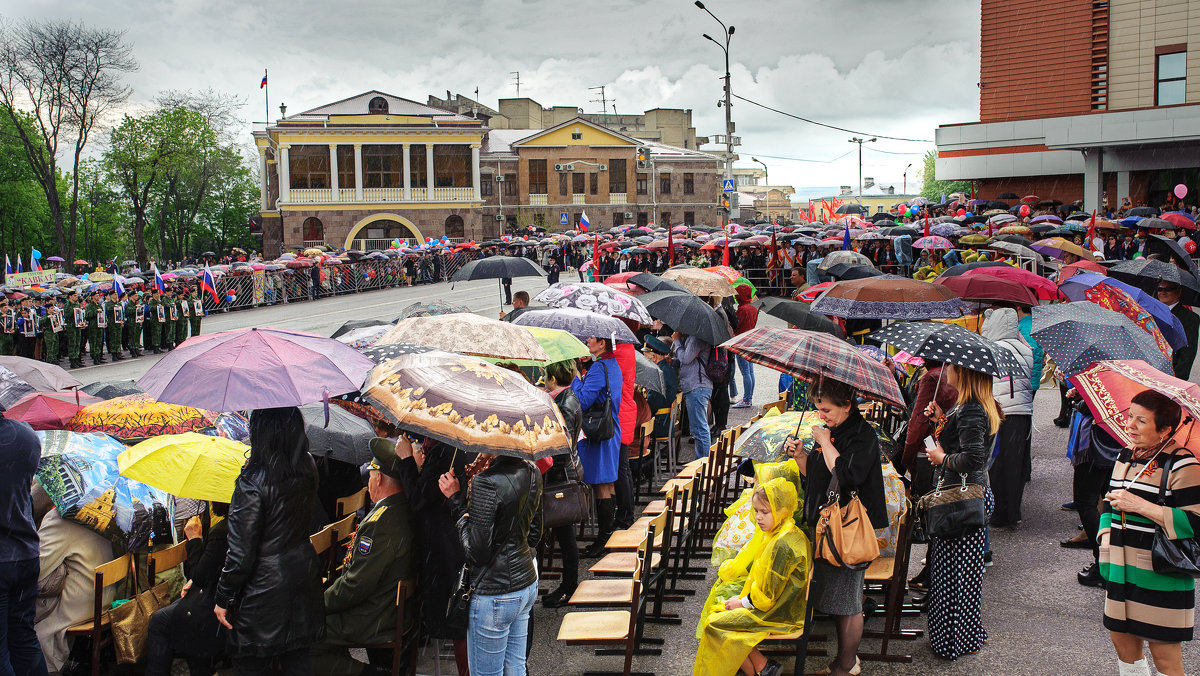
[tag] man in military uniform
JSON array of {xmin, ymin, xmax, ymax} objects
[
  {"xmin": 187, "ymin": 286, "xmax": 203, "ymax": 338},
  {"xmin": 311, "ymin": 437, "xmax": 417, "ymax": 676},
  {"xmin": 162, "ymin": 288, "xmax": 177, "ymax": 351},
  {"xmin": 104, "ymin": 288, "xmax": 124, "ymax": 361},
  {"xmin": 39, "ymin": 297, "xmax": 61, "ymax": 365},
  {"xmin": 63, "ymin": 290, "xmax": 83, "ymax": 368},
  {"xmin": 124, "ymin": 291, "xmax": 144, "ymax": 358},
  {"xmin": 0, "ymin": 298, "xmax": 14, "ymax": 357},
  {"xmin": 84, "ymin": 290, "xmax": 105, "ymax": 365},
  {"xmin": 148, "ymin": 287, "xmax": 165, "ymax": 354},
  {"xmin": 174, "ymin": 289, "xmax": 189, "ymax": 344}
]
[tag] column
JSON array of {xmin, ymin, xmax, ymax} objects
[
  {"xmin": 471, "ymin": 144, "xmax": 481, "ymax": 201},
  {"xmin": 426, "ymin": 143, "xmax": 435, "ymax": 198},
  {"xmin": 328, "ymin": 144, "xmax": 339, "ymax": 197},
  {"xmin": 1117, "ymin": 170, "xmax": 1130, "ymax": 206},
  {"xmin": 353, "ymin": 144, "xmax": 363, "ymax": 200},
  {"xmin": 402, "ymin": 143, "xmax": 411, "ymax": 200},
  {"xmin": 258, "ymin": 150, "xmax": 269, "ymax": 209},
  {"xmin": 1082, "ymin": 147, "xmax": 1104, "ymax": 214},
  {"xmin": 278, "ymin": 145, "xmax": 290, "ymax": 203}
]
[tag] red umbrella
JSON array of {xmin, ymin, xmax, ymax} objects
[
  {"xmin": 935, "ymin": 273, "xmax": 1040, "ymax": 306},
  {"xmin": 1020, "ymin": 195, "xmax": 1040, "ymax": 204},
  {"xmin": 1059, "ymin": 260, "xmax": 1107, "ymax": 281},
  {"xmin": 1084, "ymin": 284, "xmax": 1172, "ymax": 361},
  {"xmin": 1073, "ymin": 359, "xmax": 1200, "ymax": 458},
  {"xmin": 960, "ymin": 265, "xmax": 1061, "ymax": 300},
  {"xmin": 796, "ymin": 281, "xmax": 835, "ymax": 303},
  {"xmin": 602, "ymin": 271, "xmax": 641, "ymax": 288},
  {"xmin": 4, "ymin": 391, "xmax": 103, "ymax": 430},
  {"xmin": 1160, "ymin": 212, "xmax": 1195, "ymax": 230},
  {"xmin": 73, "ymin": 259, "xmax": 88, "ymax": 265}
]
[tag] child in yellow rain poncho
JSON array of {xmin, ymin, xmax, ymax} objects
[
  {"xmin": 694, "ymin": 478, "xmax": 811, "ymax": 676},
  {"xmin": 712, "ymin": 459, "xmax": 805, "ymax": 566}
]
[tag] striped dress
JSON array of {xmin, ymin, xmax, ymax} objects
[{"xmin": 1099, "ymin": 449, "xmax": 1200, "ymax": 643}]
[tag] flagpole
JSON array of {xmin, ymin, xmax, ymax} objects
[{"xmin": 264, "ymin": 68, "xmax": 269, "ymax": 122}]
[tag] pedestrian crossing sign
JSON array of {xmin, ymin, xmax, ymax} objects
[
  {"xmin": 560, "ymin": 212, "xmax": 569, "ymax": 225},
  {"xmin": 722, "ymin": 179, "xmax": 735, "ymax": 192}
]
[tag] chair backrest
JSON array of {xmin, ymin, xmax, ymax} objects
[
  {"xmin": 147, "ymin": 541, "xmax": 188, "ymax": 581},
  {"xmin": 310, "ymin": 524, "xmax": 334, "ymax": 555},
  {"xmin": 330, "ymin": 513, "xmax": 357, "ymax": 543},
  {"xmin": 92, "ymin": 554, "xmax": 133, "ymax": 630},
  {"xmin": 336, "ymin": 487, "xmax": 369, "ymax": 518},
  {"xmin": 761, "ymin": 398, "xmax": 786, "ymax": 417}
]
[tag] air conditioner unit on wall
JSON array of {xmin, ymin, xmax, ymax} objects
[
  {"xmin": 554, "ymin": 164, "xmax": 564, "ymax": 171},
  {"xmin": 554, "ymin": 163, "xmax": 575, "ymax": 172},
  {"xmin": 494, "ymin": 214, "xmax": 504, "ymax": 221},
  {"xmin": 623, "ymin": 212, "xmax": 633, "ymax": 218},
  {"xmin": 598, "ymin": 164, "xmax": 608, "ymax": 171},
  {"xmin": 495, "ymin": 175, "xmax": 505, "ymax": 182}
]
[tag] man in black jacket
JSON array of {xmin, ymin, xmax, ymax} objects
[
  {"xmin": 0, "ymin": 415, "xmax": 47, "ymax": 676},
  {"xmin": 1157, "ymin": 281, "xmax": 1200, "ymax": 379}
]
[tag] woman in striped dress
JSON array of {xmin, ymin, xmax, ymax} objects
[{"xmin": 1100, "ymin": 389, "xmax": 1200, "ymax": 676}]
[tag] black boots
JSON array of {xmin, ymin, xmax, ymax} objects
[
  {"xmin": 1078, "ymin": 562, "xmax": 1103, "ymax": 588},
  {"xmin": 583, "ymin": 498, "xmax": 616, "ymax": 558}
]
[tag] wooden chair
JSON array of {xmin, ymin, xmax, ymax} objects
[
  {"xmin": 859, "ymin": 496, "xmax": 922, "ymax": 663},
  {"xmin": 341, "ymin": 578, "xmax": 419, "ymax": 676},
  {"xmin": 64, "ymin": 553, "xmax": 134, "ymax": 676},
  {"xmin": 147, "ymin": 541, "xmax": 188, "ymax": 581},
  {"xmin": 631, "ymin": 419, "xmax": 657, "ymax": 506},
  {"xmin": 327, "ymin": 513, "xmax": 358, "ymax": 580},
  {"xmin": 757, "ymin": 561, "xmax": 818, "ymax": 676},
  {"xmin": 760, "ymin": 398, "xmax": 786, "ymax": 417},
  {"xmin": 310, "ymin": 524, "xmax": 335, "ymax": 585},
  {"xmin": 336, "ymin": 487, "xmax": 369, "ymax": 518}
]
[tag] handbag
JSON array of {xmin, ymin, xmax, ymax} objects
[
  {"xmin": 1149, "ymin": 453, "xmax": 1200, "ymax": 578},
  {"xmin": 542, "ymin": 453, "xmax": 591, "ymax": 529},
  {"xmin": 109, "ymin": 560, "xmax": 172, "ymax": 664},
  {"xmin": 813, "ymin": 473, "xmax": 881, "ymax": 569},
  {"xmin": 917, "ymin": 471, "xmax": 987, "ymax": 540},
  {"xmin": 580, "ymin": 361, "xmax": 614, "ymax": 441}
]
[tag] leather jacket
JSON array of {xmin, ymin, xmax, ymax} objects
[
  {"xmin": 449, "ymin": 456, "xmax": 542, "ymax": 595},
  {"xmin": 936, "ymin": 402, "xmax": 994, "ymax": 489}
]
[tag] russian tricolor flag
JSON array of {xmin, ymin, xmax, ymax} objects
[
  {"xmin": 260, "ymin": 72, "xmax": 267, "ymax": 89},
  {"xmin": 112, "ymin": 276, "xmax": 125, "ymax": 297},
  {"xmin": 200, "ymin": 266, "xmax": 220, "ymax": 303},
  {"xmin": 152, "ymin": 262, "xmax": 166, "ymax": 293},
  {"xmin": 579, "ymin": 212, "xmax": 590, "ymax": 232},
  {"xmin": 4, "ymin": 255, "xmax": 11, "ymax": 276},
  {"xmin": 15, "ymin": 254, "xmax": 22, "ymax": 274}
]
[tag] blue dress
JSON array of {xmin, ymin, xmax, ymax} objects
[{"xmin": 572, "ymin": 357, "xmax": 622, "ymax": 485}]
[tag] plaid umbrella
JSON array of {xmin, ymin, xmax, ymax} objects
[
  {"xmin": 811, "ymin": 278, "xmax": 968, "ymax": 320},
  {"xmin": 869, "ymin": 321, "xmax": 1026, "ymax": 378},
  {"xmin": 1032, "ymin": 302, "xmax": 1172, "ymax": 377},
  {"xmin": 1072, "ymin": 359, "xmax": 1200, "ymax": 457},
  {"xmin": 721, "ymin": 327, "xmax": 905, "ymax": 406}
]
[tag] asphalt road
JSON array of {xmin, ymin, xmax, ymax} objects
[{"xmin": 80, "ymin": 278, "xmax": 1198, "ymax": 675}]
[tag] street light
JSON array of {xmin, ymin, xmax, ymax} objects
[
  {"xmin": 751, "ymin": 157, "xmax": 767, "ymax": 186},
  {"xmin": 696, "ymin": 1, "xmax": 735, "ymax": 217},
  {"xmin": 848, "ymin": 137, "xmax": 876, "ymax": 203},
  {"xmin": 903, "ymin": 163, "xmax": 913, "ymax": 196}
]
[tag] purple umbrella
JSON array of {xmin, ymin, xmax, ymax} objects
[
  {"xmin": 1030, "ymin": 215, "xmax": 1062, "ymax": 224},
  {"xmin": 137, "ymin": 327, "xmax": 374, "ymax": 412},
  {"xmin": 930, "ymin": 223, "xmax": 958, "ymax": 238},
  {"xmin": 45, "ymin": 256, "xmax": 65, "ymax": 263}
]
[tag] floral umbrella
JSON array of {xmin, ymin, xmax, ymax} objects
[
  {"xmin": 378, "ymin": 313, "xmax": 550, "ymax": 361},
  {"xmin": 912, "ymin": 235, "xmax": 953, "ymax": 249},
  {"xmin": 1085, "ymin": 284, "xmax": 1172, "ymax": 359},
  {"xmin": 1072, "ymin": 360, "xmax": 1200, "ymax": 456},
  {"xmin": 533, "ymin": 282, "xmax": 654, "ymax": 324},
  {"xmin": 67, "ymin": 394, "xmax": 219, "ymax": 443},
  {"xmin": 702, "ymin": 265, "xmax": 743, "ymax": 283},
  {"xmin": 661, "ymin": 267, "xmax": 736, "ymax": 297}
]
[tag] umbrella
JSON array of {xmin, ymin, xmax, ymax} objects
[
  {"xmin": 1108, "ymin": 258, "xmax": 1200, "ymax": 305},
  {"xmin": 1144, "ymin": 234, "xmax": 1200, "ymax": 279},
  {"xmin": 1160, "ymin": 211, "xmax": 1195, "ymax": 230},
  {"xmin": 4, "ymin": 391, "xmax": 103, "ymax": 430},
  {"xmin": 1059, "ymin": 260, "xmax": 1108, "ymax": 280},
  {"xmin": 857, "ymin": 344, "xmax": 906, "ymax": 373},
  {"xmin": 1030, "ymin": 215, "xmax": 1062, "ymax": 224},
  {"xmin": 987, "ymin": 240, "xmax": 1043, "ymax": 261},
  {"xmin": 1031, "ymin": 302, "xmax": 1172, "ymax": 377},
  {"xmin": 722, "ymin": 327, "xmax": 905, "ymax": 406},
  {"xmin": 359, "ymin": 341, "xmax": 438, "ymax": 364},
  {"xmin": 752, "ymin": 297, "xmax": 845, "ymax": 337},
  {"xmin": 634, "ymin": 350, "xmax": 666, "ymax": 394},
  {"xmin": 138, "ymin": 327, "xmax": 375, "ymax": 412},
  {"xmin": 80, "ymin": 380, "xmax": 145, "ymax": 400},
  {"xmin": 960, "ymin": 234, "xmax": 991, "ymax": 246},
  {"xmin": 1127, "ymin": 206, "xmax": 1159, "ymax": 217},
  {"xmin": 824, "ymin": 262, "xmax": 885, "ymax": 281},
  {"xmin": 380, "ymin": 313, "xmax": 550, "ymax": 361},
  {"xmin": 335, "ymin": 325, "xmax": 390, "ymax": 350},
  {"xmin": 912, "ymin": 236, "xmax": 953, "ymax": 249},
  {"xmin": 395, "ymin": 300, "xmax": 471, "ymax": 320},
  {"xmin": 1071, "ymin": 359, "xmax": 1200, "ymax": 456},
  {"xmin": 67, "ymin": 394, "xmax": 219, "ymax": 443},
  {"xmin": 811, "ymin": 278, "xmax": 967, "ymax": 320},
  {"xmin": 869, "ymin": 322, "xmax": 1026, "ymax": 378},
  {"xmin": 517, "ymin": 326, "xmax": 591, "ymax": 364},
  {"xmin": 511, "ymin": 307, "xmax": 638, "ymax": 343},
  {"xmin": 450, "ymin": 256, "xmax": 546, "ymax": 307},
  {"xmin": 628, "ymin": 273, "xmax": 689, "ymax": 295},
  {"xmin": 935, "ymin": 273, "xmax": 1040, "ymax": 306},
  {"xmin": 795, "ymin": 281, "xmax": 836, "ymax": 303},
  {"xmin": 0, "ymin": 357, "xmax": 82, "ymax": 392},
  {"xmin": 331, "ymin": 318, "xmax": 393, "ymax": 340},
  {"xmin": 817, "ymin": 250, "xmax": 874, "ymax": 270},
  {"xmin": 299, "ymin": 402, "xmax": 374, "ymax": 464},
  {"xmin": 732, "ymin": 412, "xmax": 827, "ymax": 462},
  {"xmin": 1084, "ymin": 283, "xmax": 1174, "ymax": 358},
  {"xmin": 533, "ymin": 282, "xmax": 654, "ymax": 324},
  {"xmin": 835, "ymin": 204, "xmax": 868, "ymax": 215},
  {"xmin": 45, "ymin": 256, "xmax": 65, "ymax": 263},
  {"xmin": 362, "ymin": 350, "xmax": 571, "ymax": 459},
  {"xmin": 118, "ymin": 433, "xmax": 248, "ymax": 502},
  {"xmin": 1058, "ymin": 273, "xmax": 1186, "ymax": 349},
  {"xmin": 0, "ymin": 366, "xmax": 37, "ymax": 410},
  {"xmin": 72, "ymin": 259, "xmax": 88, "ymax": 265},
  {"xmin": 960, "ymin": 265, "xmax": 1062, "ymax": 300},
  {"xmin": 637, "ymin": 290, "xmax": 731, "ymax": 346},
  {"xmin": 36, "ymin": 430, "xmax": 174, "ymax": 551},
  {"xmin": 1030, "ymin": 237, "xmax": 1094, "ymax": 261},
  {"xmin": 661, "ymin": 267, "xmax": 735, "ymax": 297}
]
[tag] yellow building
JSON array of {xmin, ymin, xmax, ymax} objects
[{"xmin": 75, "ymin": 488, "xmax": 117, "ymax": 533}]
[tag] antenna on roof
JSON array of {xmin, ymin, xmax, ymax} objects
[
  {"xmin": 589, "ymin": 85, "xmax": 612, "ymax": 115},
  {"xmin": 510, "ymin": 72, "xmax": 521, "ymax": 97}
]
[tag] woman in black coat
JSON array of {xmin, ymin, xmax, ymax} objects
[
  {"xmin": 214, "ymin": 407, "xmax": 326, "ymax": 676},
  {"xmin": 541, "ymin": 359, "xmax": 585, "ymax": 608}
]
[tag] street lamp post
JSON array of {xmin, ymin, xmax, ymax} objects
[
  {"xmin": 696, "ymin": 1, "xmax": 735, "ymax": 218},
  {"xmin": 751, "ymin": 157, "xmax": 767, "ymax": 187},
  {"xmin": 848, "ymin": 136, "xmax": 876, "ymax": 203},
  {"xmin": 903, "ymin": 162, "xmax": 913, "ymax": 196}
]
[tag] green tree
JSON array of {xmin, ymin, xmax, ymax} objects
[
  {"xmin": 0, "ymin": 110, "xmax": 50, "ymax": 265},
  {"xmin": 69, "ymin": 159, "xmax": 128, "ymax": 265},
  {"xmin": 919, "ymin": 150, "xmax": 972, "ymax": 201}
]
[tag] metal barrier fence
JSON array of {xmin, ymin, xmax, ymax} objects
[{"xmin": 199, "ymin": 258, "xmax": 424, "ymax": 313}]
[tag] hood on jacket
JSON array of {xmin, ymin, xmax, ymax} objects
[
  {"xmin": 736, "ymin": 284, "xmax": 753, "ymax": 304},
  {"xmin": 981, "ymin": 307, "xmax": 1022, "ymax": 344}
]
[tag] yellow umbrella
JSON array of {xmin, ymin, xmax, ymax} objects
[{"xmin": 118, "ymin": 432, "xmax": 248, "ymax": 502}]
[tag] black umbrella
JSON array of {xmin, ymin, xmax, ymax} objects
[
  {"xmin": 331, "ymin": 318, "xmax": 392, "ymax": 340},
  {"xmin": 824, "ymin": 262, "xmax": 885, "ymax": 280},
  {"xmin": 1144, "ymin": 234, "xmax": 1200, "ymax": 279},
  {"xmin": 200, "ymin": 251, "xmax": 217, "ymax": 257},
  {"xmin": 299, "ymin": 402, "xmax": 375, "ymax": 464},
  {"xmin": 633, "ymin": 350, "xmax": 666, "ymax": 394},
  {"xmin": 1133, "ymin": 217, "xmax": 1173, "ymax": 230},
  {"xmin": 79, "ymin": 379, "xmax": 145, "ymax": 400},
  {"xmin": 1127, "ymin": 206, "xmax": 1159, "ymax": 217},
  {"xmin": 990, "ymin": 234, "xmax": 1034, "ymax": 247},
  {"xmin": 359, "ymin": 342, "xmax": 438, "ymax": 365},
  {"xmin": 752, "ymin": 297, "xmax": 844, "ymax": 337},
  {"xmin": 987, "ymin": 201, "xmax": 1010, "ymax": 210},
  {"xmin": 880, "ymin": 225, "xmax": 920, "ymax": 237},
  {"xmin": 638, "ymin": 290, "xmax": 731, "ymax": 346},
  {"xmin": 1031, "ymin": 302, "xmax": 1172, "ymax": 377},
  {"xmin": 450, "ymin": 255, "xmax": 545, "ymax": 307},
  {"xmin": 1109, "ymin": 258, "xmax": 1200, "ymax": 305},
  {"xmin": 629, "ymin": 272, "xmax": 689, "ymax": 294},
  {"xmin": 1064, "ymin": 212, "xmax": 1090, "ymax": 222},
  {"xmin": 835, "ymin": 204, "xmax": 868, "ymax": 215},
  {"xmin": 997, "ymin": 192, "xmax": 1019, "ymax": 200},
  {"xmin": 869, "ymin": 213, "xmax": 898, "ymax": 223},
  {"xmin": 870, "ymin": 322, "xmax": 1025, "ymax": 378}
]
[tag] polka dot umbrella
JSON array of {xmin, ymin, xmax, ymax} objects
[
  {"xmin": 1031, "ymin": 302, "xmax": 1172, "ymax": 378},
  {"xmin": 869, "ymin": 321, "xmax": 1026, "ymax": 379}
]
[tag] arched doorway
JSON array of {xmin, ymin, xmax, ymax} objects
[
  {"xmin": 344, "ymin": 213, "xmax": 423, "ymax": 250},
  {"xmin": 444, "ymin": 215, "xmax": 465, "ymax": 240},
  {"xmin": 301, "ymin": 217, "xmax": 324, "ymax": 244}
]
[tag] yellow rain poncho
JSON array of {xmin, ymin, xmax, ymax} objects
[
  {"xmin": 711, "ymin": 459, "xmax": 806, "ymax": 565},
  {"xmin": 694, "ymin": 478, "xmax": 811, "ymax": 676}
]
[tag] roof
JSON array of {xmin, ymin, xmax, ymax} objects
[
  {"xmin": 637, "ymin": 138, "xmax": 720, "ymax": 161},
  {"xmin": 480, "ymin": 117, "xmax": 719, "ymax": 163},
  {"xmin": 287, "ymin": 91, "xmax": 475, "ymax": 122},
  {"xmin": 481, "ymin": 129, "xmax": 530, "ymax": 156}
]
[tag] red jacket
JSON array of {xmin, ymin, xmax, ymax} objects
[
  {"xmin": 734, "ymin": 285, "xmax": 758, "ymax": 336},
  {"xmin": 615, "ymin": 342, "xmax": 637, "ymax": 445}
]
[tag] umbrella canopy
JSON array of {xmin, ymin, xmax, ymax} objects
[
  {"xmin": 4, "ymin": 391, "xmax": 103, "ymax": 430},
  {"xmin": 511, "ymin": 307, "xmax": 637, "ymax": 343},
  {"xmin": 380, "ymin": 313, "xmax": 550, "ymax": 361},
  {"xmin": 449, "ymin": 256, "xmax": 545, "ymax": 282},
  {"xmin": 1127, "ymin": 206, "xmax": 1159, "ymax": 217},
  {"xmin": 1072, "ymin": 359, "xmax": 1200, "ymax": 456},
  {"xmin": 817, "ymin": 250, "xmax": 874, "ymax": 270},
  {"xmin": 0, "ymin": 366, "xmax": 37, "ymax": 410},
  {"xmin": 67, "ymin": 394, "xmax": 219, "ymax": 443},
  {"xmin": 661, "ymin": 267, "xmax": 735, "ymax": 297},
  {"xmin": 752, "ymin": 297, "xmax": 845, "ymax": 337},
  {"xmin": 935, "ymin": 273, "xmax": 1040, "ymax": 306},
  {"xmin": 637, "ymin": 290, "xmax": 731, "ymax": 346},
  {"xmin": 1108, "ymin": 258, "xmax": 1200, "ymax": 305},
  {"xmin": 520, "ymin": 326, "xmax": 591, "ymax": 364},
  {"xmin": 330, "ymin": 318, "xmax": 393, "ymax": 340},
  {"xmin": 1031, "ymin": 302, "xmax": 1172, "ymax": 377},
  {"xmin": 37, "ymin": 430, "xmax": 173, "ymax": 550},
  {"xmin": 362, "ymin": 350, "xmax": 571, "ymax": 460},
  {"xmin": 80, "ymin": 380, "xmax": 145, "ymax": 400},
  {"xmin": 869, "ymin": 322, "xmax": 1026, "ymax": 378},
  {"xmin": 299, "ymin": 402, "xmax": 374, "ymax": 464},
  {"xmin": 811, "ymin": 278, "xmax": 968, "ymax": 320},
  {"xmin": 824, "ymin": 262, "xmax": 885, "ymax": 281},
  {"xmin": 139, "ymin": 327, "xmax": 375, "ymax": 412},
  {"xmin": 533, "ymin": 282, "xmax": 653, "ymax": 324},
  {"xmin": 118, "ymin": 433, "xmax": 248, "ymax": 502},
  {"xmin": 1030, "ymin": 237, "xmax": 1094, "ymax": 261},
  {"xmin": 723, "ymin": 327, "xmax": 904, "ymax": 406},
  {"xmin": 335, "ymin": 325, "xmax": 390, "ymax": 350},
  {"xmin": 1059, "ymin": 259, "xmax": 1109, "ymax": 280},
  {"xmin": 960, "ymin": 265, "xmax": 1062, "ymax": 300},
  {"xmin": 912, "ymin": 236, "xmax": 954, "ymax": 249},
  {"xmin": 987, "ymin": 240, "xmax": 1043, "ymax": 261},
  {"xmin": 1160, "ymin": 211, "xmax": 1195, "ymax": 230},
  {"xmin": 0, "ymin": 357, "xmax": 82, "ymax": 392},
  {"xmin": 359, "ymin": 341, "xmax": 438, "ymax": 364},
  {"xmin": 395, "ymin": 300, "xmax": 472, "ymax": 320},
  {"xmin": 1144, "ymin": 234, "xmax": 1200, "ymax": 279},
  {"xmin": 733, "ymin": 412, "xmax": 827, "ymax": 462},
  {"xmin": 1058, "ymin": 273, "xmax": 1187, "ymax": 349},
  {"xmin": 702, "ymin": 265, "xmax": 743, "ymax": 283},
  {"xmin": 628, "ymin": 272, "xmax": 689, "ymax": 294},
  {"xmin": 634, "ymin": 350, "xmax": 666, "ymax": 394},
  {"xmin": 1085, "ymin": 283, "xmax": 1174, "ymax": 358}
]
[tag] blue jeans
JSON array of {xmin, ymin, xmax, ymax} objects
[
  {"xmin": 0, "ymin": 558, "xmax": 47, "ymax": 676},
  {"xmin": 684, "ymin": 387, "xmax": 712, "ymax": 458},
  {"xmin": 467, "ymin": 580, "xmax": 538, "ymax": 676},
  {"xmin": 735, "ymin": 355, "xmax": 755, "ymax": 404}
]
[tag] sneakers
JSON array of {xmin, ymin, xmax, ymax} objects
[
  {"xmin": 983, "ymin": 551, "xmax": 993, "ymax": 567},
  {"xmin": 758, "ymin": 660, "xmax": 783, "ymax": 676},
  {"xmin": 731, "ymin": 400, "xmax": 753, "ymax": 408}
]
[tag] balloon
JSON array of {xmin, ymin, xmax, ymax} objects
[
  {"xmin": 1019, "ymin": 204, "xmax": 1031, "ymax": 217},
  {"xmin": 225, "ymin": 293, "xmax": 235, "ymax": 303},
  {"xmin": 909, "ymin": 206, "xmax": 918, "ymax": 216},
  {"xmin": 965, "ymin": 212, "xmax": 974, "ymax": 218},
  {"xmin": 1175, "ymin": 184, "xmax": 1188, "ymax": 199},
  {"xmin": 1186, "ymin": 241, "xmax": 1197, "ymax": 254},
  {"xmin": 957, "ymin": 208, "xmax": 966, "ymax": 217}
]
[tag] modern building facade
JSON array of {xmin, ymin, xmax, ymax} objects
[{"xmin": 935, "ymin": 0, "xmax": 1200, "ymax": 211}]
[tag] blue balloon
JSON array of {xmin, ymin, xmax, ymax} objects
[{"xmin": 965, "ymin": 212, "xmax": 974, "ymax": 218}]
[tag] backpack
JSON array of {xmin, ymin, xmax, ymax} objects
[{"xmin": 703, "ymin": 346, "xmax": 733, "ymax": 384}]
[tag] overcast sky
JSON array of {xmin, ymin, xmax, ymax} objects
[{"xmin": 10, "ymin": 0, "xmax": 981, "ymax": 194}]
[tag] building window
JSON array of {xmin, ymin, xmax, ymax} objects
[
  {"xmin": 336, "ymin": 145, "xmax": 354, "ymax": 190},
  {"xmin": 433, "ymin": 145, "xmax": 472, "ymax": 187},
  {"xmin": 302, "ymin": 217, "xmax": 324, "ymax": 242},
  {"xmin": 683, "ymin": 173, "xmax": 695, "ymax": 194},
  {"xmin": 481, "ymin": 177, "xmax": 494, "ymax": 196},
  {"xmin": 444, "ymin": 215, "xmax": 465, "ymax": 239},
  {"xmin": 505, "ymin": 215, "xmax": 518, "ymax": 232},
  {"xmin": 572, "ymin": 212, "xmax": 582, "ymax": 226},
  {"xmin": 408, "ymin": 144, "xmax": 427, "ymax": 188},
  {"xmin": 636, "ymin": 173, "xmax": 648, "ymax": 195},
  {"xmin": 609, "ymin": 159, "xmax": 627, "ymax": 193},
  {"xmin": 558, "ymin": 172, "xmax": 569, "ymax": 196},
  {"xmin": 613, "ymin": 212, "xmax": 624, "ymax": 227},
  {"xmin": 589, "ymin": 173, "xmax": 598, "ymax": 195},
  {"xmin": 684, "ymin": 211, "xmax": 695, "ymax": 226},
  {"xmin": 662, "ymin": 212, "xmax": 672, "ymax": 228},
  {"xmin": 368, "ymin": 96, "xmax": 389, "ymax": 114},
  {"xmin": 637, "ymin": 212, "xmax": 648, "ymax": 227},
  {"xmin": 289, "ymin": 146, "xmax": 330, "ymax": 189},
  {"xmin": 504, "ymin": 173, "xmax": 517, "ymax": 197},
  {"xmin": 571, "ymin": 132, "xmax": 582, "ymax": 140},
  {"xmin": 528, "ymin": 159, "xmax": 547, "ymax": 194},
  {"xmin": 660, "ymin": 173, "xmax": 671, "ymax": 194},
  {"xmin": 1157, "ymin": 51, "xmax": 1187, "ymax": 106},
  {"xmin": 534, "ymin": 213, "xmax": 546, "ymax": 227},
  {"xmin": 572, "ymin": 172, "xmax": 585, "ymax": 194},
  {"xmin": 362, "ymin": 145, "xmax": 402, "ymax": 189}
]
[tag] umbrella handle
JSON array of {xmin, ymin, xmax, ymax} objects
[{"xmin": 323, "ymin": 388, "xmax": 331, "ymax": 429}]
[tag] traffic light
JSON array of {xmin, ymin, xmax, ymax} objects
[
  {"xmin": 720, "ymin": 195, "xmax": 730, "ymax": 212},
  {"xmin": 636, "ymin": 146, "xmax": 649, "ymax": 169}
]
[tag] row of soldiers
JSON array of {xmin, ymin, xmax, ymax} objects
[{"xmin": 0, "ymin": 284, "xmax": 204, "ymax": 368}]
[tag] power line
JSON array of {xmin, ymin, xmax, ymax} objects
[
  {"xmin": 864, "ymin": 146, "xmax": 928, "ymax": 156},
  {"xmin": 738, "ymin": 149, "xmax": 856, "ymax": 164},
  {"xmin": 731, "ymin": 93, "xmax": 934, "ymax": 143}
]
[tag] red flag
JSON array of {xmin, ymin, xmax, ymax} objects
[
  {"xmin": 924, "ymin": 213, "xmax": 930, "ymax": 238},
  {"xmin": 1086, "ymin": 209, "xmax": 1097, "ymax": 252},
  {"xmin": 668, "ymin": 226, "xmax": 675, "ymax": 266},
  {"xmin": 722, "ymin": 223, "xmax": 730, "ymax": 266}
]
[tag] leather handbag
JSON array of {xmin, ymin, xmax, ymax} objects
[
  {"xmin": 813, "ymin": 474, "xmax": 881, "ymax": 569},
  {"xmin": 917, "ymin": 471, "xmax": 987, "ymax": 540},
  {"xmin": 109, "ymin": 562, "xmax": 172, "ymax": 664},
  {"xmin": 542, "ymin": 453, "xmax": 591, "ymax": 529},
  {"xmin": 580, "ymin": 361, "xmax": 614, "ymax": 442},
  {"xmin": 1150, "ymin": 453, "xmax": 1200, "ymax": 578}
]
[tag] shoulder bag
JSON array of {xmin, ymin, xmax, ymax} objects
[
  {"xmin": 580, "ymin": 361, "xmax": 615, "ymax": 441},
  {"xmin": 109, "ymin": 559, "xmax": 172, "ymax": 664},
  {"xmin": 542, "ymin": 452, "xmax": 591, "ymax": 528},
  {"xmin": 813, "ymin": 472, "xmax": 881, "ymax": 569},
  {"xmin": 917, "ymin": 471, "xmax": 987, "ymax": 540},
  {"xmin": 1149, "ymin": 452, "xmax": 1200, "ymax": 578}
]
